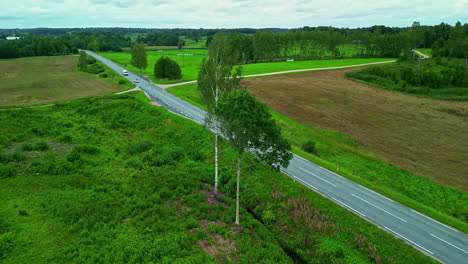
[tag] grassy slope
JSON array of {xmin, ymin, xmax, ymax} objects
[
  {"xmin": 167, "ymin": 82, "xmax": 468, "ymax": 233},
  {"xmin": 0, "ymin": 56, "xmax": 131, "ymax": 108},
  {"xmin": 99, "ymin": 51, "xmax": 394, "ymax": 84},
  {"xmin": 0, "ymin": 92, "xmax": 435, "ymax": 264}
]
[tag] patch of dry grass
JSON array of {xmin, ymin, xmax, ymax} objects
[{"xmin": 0, "ymin": 56, "xmax": 121, "ymax": 107}]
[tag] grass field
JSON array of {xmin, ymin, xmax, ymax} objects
[
  {"xmin": 167, "ymin": 71, "xmax": 468, "ymax": 232},
  {"xmin": 0, "ymin": 56, "xmax": 132, "ymax": 108},
  {"xmin": 0, "ymin": 92, "xmax": 436, "ymax": 263},
  {"xmin": 99, "ymin": 50, "xmax": 208, "ymax": 84},
  {"xmin": 99, "ymin": 50, "xmax": 395, "ymax": 84},
  {"xmin": 415, "ymin": 48, "xmax": 432, "ymax": 57}
]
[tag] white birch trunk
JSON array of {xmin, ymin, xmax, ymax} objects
[
  {"xmin": 214, "ymin": 133, "xmax": 218, "ymax": 195},
  {"xmin": 235, "ymin": 154, "xmax": 241, "ymax": 225}
]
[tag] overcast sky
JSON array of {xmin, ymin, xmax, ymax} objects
[{"xmin": 1, "ymin": 0, "xmax": 467, "ymax": 29}]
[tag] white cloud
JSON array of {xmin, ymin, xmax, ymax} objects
[{"xmin": 0, "ymin": 0, "xmax": 466, "ymax": 28}]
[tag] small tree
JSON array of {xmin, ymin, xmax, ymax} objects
[
  {"xmin": 166, "ymin": 59, "xmax": 182, "ymax": 79},
  {"xmin": 216, "ymin": 90, "xmax": 292, "ymax": 225},
  {"xmin": 78, "ymin": 51, "xmax": 88, "ymax": 71},
  {"xmin": 154, "ymin": 56, "xmax": 182, "ymax": 79},
  {"xmin": 154, "ymin": 57, "xmax": 168, "ymax": 79},
  {"xmin": 131, "ymin": 42, "xmax": 148, "ymax": 72},
  {"xmin": 177, "ymin": 39, "xmax": 186, "ymax": 50}
]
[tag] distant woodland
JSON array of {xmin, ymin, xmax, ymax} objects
[{"xmin": 0, "ymin": 22, "xmax": 466, "ymax": 61}]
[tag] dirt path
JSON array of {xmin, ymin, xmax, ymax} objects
[
  {"xmin": 246, "ymin": 68, "xmax": 468, "ymax": 191},
  {"xmin": 412, "ymin": 49, "xmax": 430, "ymax": 59}
]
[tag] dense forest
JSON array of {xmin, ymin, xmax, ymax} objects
[{"xmin": 0, "ymin": 22, "xmax": 466, "ymax": 60}]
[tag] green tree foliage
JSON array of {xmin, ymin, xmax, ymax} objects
[
  {"xmin": 0, "ymin": 32, "xmax": 130, "ymax": 59},
  {"xmin": 154, "ymin": 56, "xmax": 181, "ymax": 79},
  {"xmin": 143, "ymin": 32, "xmax": 179, "ymax": 46},
  {"xmin": 78, "ymin": 52, "xmax": 104, "ymax": 74},
  {"xmin": 347, "ymin": 58, "xmax": 468, "ymax": 99},
  {"xmin": 78, "ymin": 51, "xmax": 88, "ymax": 71},
  {"xmin": 431, "ymin": 21, "xmax": 468, "ymax": 58},
  {"xmin": 198, "ymin": 35, "xmax": 243, "ymax": 195},
  {"xmin": 130, "ymin": 42, "xmax": 148, "ymax": 72},
  {"xmin": 216, "ymin": 90, "xmax": 292, "ymax": 224},
  {"xmin": 409, "ymin": 21, "xmax": 424, "ymax": 48},
  {"xmin": 0, "ymin": 40, "xmax": 20, "ymax": 59},
  {"xmin": 86, "ymin": 40, "xmax": 100, "ymax": 51},
  {"xmin": 177, "ymin": 39, "xmax": 186, "ymax": 50}
]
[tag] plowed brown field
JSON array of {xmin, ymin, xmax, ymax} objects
[{"xmin": 246, "ymin": 68, "xmax": 468, "ymax": 191}]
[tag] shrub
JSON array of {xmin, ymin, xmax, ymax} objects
[
  {"xmin": 0, "ymin": 165, "xmax": 17, "ymax": 178},
  {"xmin": 100, "ymin": 73, "xmax": 108, "ymax": 78},
  {"xmin": 0, "ymin": 232, "xmax": 15, "ymax": 259},
  {"xmin": 118, "ymin": 79, "xmax": 126, "ymax": 85},
  {"xmin": 125, "ymin": 157, "xmax": 143, "ymax": 169},
  {"xmin": 18, "ymin": 210, "xmax": 29, "ymax": 216},
  {"xmin": 59, "ymin": 134, "xmax": 72, "ymax": 143},
  {"xmin": 154, "ymin": 56, "xmax": 182, "ymax": 80},
  {"xmin": 35, "ymin": 140, "xmax": 50, "ymax": 151},
  {"xmin": 75, "ymin": 145, "xmax": 101, "ymax": 155},
  {"xmin": 126, "ymin": 141, "xmax": 154, "ymax": 155},
  {"xmin": 302, "ymin": 140, "xmax": 318, "ymax": 155}
]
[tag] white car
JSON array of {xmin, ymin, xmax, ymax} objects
[{"xmin": 122, "ymin": 70, "xmax": 128, "ymax": 76}]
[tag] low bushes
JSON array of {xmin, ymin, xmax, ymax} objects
[{"xmin": 346, "ymin": 57, "xmax": 468, "ymax": 99}]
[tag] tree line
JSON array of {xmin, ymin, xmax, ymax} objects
[
  {"xmin": 0, "ymin": 32, "xmax": 130, "ymax": 59},
  {"xmin": 213, "ymin": 21, "xmax": 467, "ymax": 63}
]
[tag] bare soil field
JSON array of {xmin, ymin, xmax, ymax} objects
[
  {"xmin": 0, "ymin": 56, "xmax": 121, "ymax": 107},
  {"xmin": 246, "ymin": 68, "xmax": 468, "ymax": 191}
]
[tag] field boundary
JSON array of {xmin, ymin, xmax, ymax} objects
[{"xmin": 158, "ymin": 60, "xmax": 396, "ymax": 89}]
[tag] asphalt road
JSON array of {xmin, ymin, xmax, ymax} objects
[{"xmin": 86, "ymin": 51, "xmax": 467, "ymax": 264}]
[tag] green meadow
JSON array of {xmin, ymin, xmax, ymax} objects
[
  {"xmin": 99, "ymin": 51, "xmax": 395, "ymax": 84},
  {"xmin": 0, "ymin": 92, "xmax": 436, "ymax": 263}
]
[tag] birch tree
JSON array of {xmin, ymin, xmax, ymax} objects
[
  {"xmin": 131, "ymin": 42, "xmax": 147, "ymax": 73},
  {"xmin": 197, "ymin": 35, "xmax": 242, "ymax": 196},
  {"xmin": 216, "ymin": 90, "xmax": 292, "ymax": 225}
]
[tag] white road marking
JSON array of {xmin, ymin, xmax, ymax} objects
[
  {"xmin": 352, "ymin": 194, "xmax": 407, "ymax": 222},
  {"xmin": 294, "ymin": 176, "xmax": 319, "ymax": 191},
  {"xmin": 331, "ymin": 197, "xmax": 366, "ymax": 217},
  {"xmin": 299, "ymin": 167, "xmax": 336, "ymax": 187},
  {"xmin": 410, "ymin": 209, "xmax": 459, "ymax": 233},
  {"xmin": 359, "ymin": 185, "xmax": 394, "ymax": 203},
  {"xmin": 429, "ymin": 233, "xmax": 468, "ymax": 254},
  {"xmin": 384, "ymin": 226, "xmax": 434, "ymax": 255}
]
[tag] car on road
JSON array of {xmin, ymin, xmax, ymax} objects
[
  {"xmin": 134, "ymin": 79, "xmax": 139, "ymax": 83},
  {"xmin": 122, "ymin": 70, "xmax": 128, "ymax": 76}
]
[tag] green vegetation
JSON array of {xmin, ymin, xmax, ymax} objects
[
  {"xmin": 130, "ymin": 42, "xmax": 148, "ymax": 72},
  {"xmin": 154, "ymin": 56, "xmax": 182, "ymax": 80},
  {"xmin": 346, "ymin": 57, "xmax": 468, "ymax": 100},
  {"xmin": 167, "ymin": 83, "xmax": 468, "ymax": 232},
  {"xmin": 0, "ymin": 92, "xmax": 436, "ymax": 263},
  {"xmin": 99, "ymin": 50, "xmax": 395, "ymax": 84},
  {"xmin": 0, "ymin": 56, "xmax": 131, "ymax": 108},
  {"xmin": 99, "ymin": 50, "xmax": 207, "ymax": 84},
  {"xmin": 415, "ymin": 48, "xmax": 432, "ymax": 57},
  {"xmin": 242, "ymin": 58, "xmax": 395, "ymax": 76}
]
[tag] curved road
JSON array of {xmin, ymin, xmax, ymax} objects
[{"xmin": 86, "ymin": 51, "xmax": 467, "ymax": 264}]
